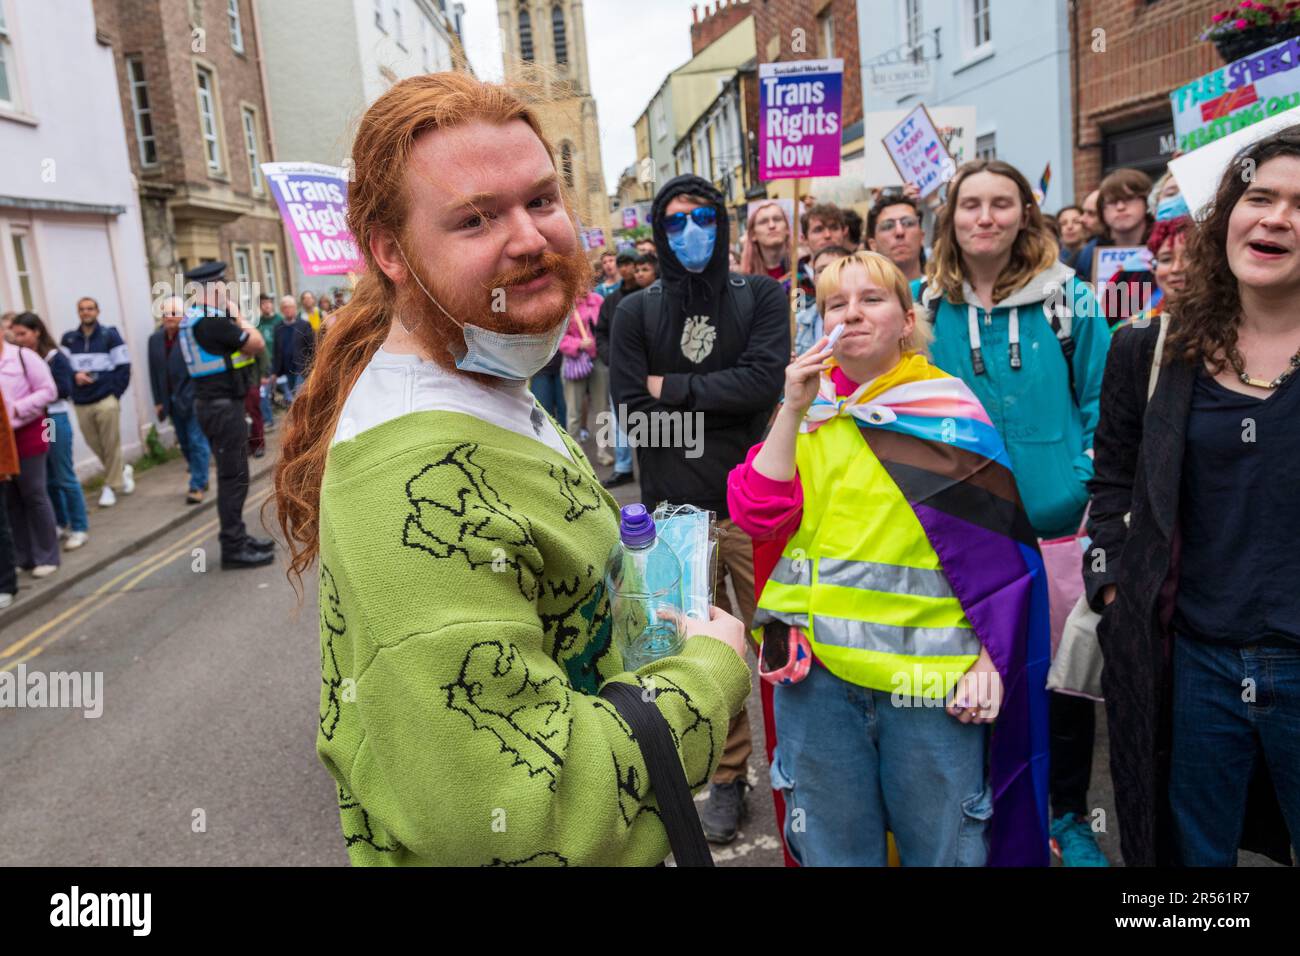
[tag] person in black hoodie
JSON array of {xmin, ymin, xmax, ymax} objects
[{"xmin": 610, "ymin": 174, "xmax": 789, "ymax": 843}]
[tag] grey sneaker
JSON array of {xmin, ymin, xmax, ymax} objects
[{"xmin": 699, "ymin": 780, "xmax": 749, "ymax": 845}]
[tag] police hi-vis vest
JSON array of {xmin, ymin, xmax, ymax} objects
[
  {"xmin": 753, "ymin": 414, "xmax": 980, "ymax": 699},
  {"xmin": 179, "ymin": 306, "xmax": 255, "ymax": 378}
]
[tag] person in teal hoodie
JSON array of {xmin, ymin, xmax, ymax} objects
[{"xmin": 911, "ymin": 159, "xmax": 1111, "ymax": 868}]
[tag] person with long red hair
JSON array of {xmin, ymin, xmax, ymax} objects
[{"xmin": 272, "ymin": 73, "xmax": 750, "ymax": 866}]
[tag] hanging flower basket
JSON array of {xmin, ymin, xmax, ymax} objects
[{"xmin": 1201, "ymin": 2, "xmax": 1300, "ymax": 64}]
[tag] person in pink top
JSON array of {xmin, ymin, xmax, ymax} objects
[
  {"xmin": 724, "ymin": 250, "xmax": 1052, "ymax": 866},
  {"xmin": 556, "ymin": 290, "xmax": 609, "ymax": 459},
  {"xmin": 0, "ymin": 336, "xmax": 61, "ymax": 578}
]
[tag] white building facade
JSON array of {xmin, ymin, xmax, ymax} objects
[
  {"xmin": 0, "ymin": 0, "xmax": 156, "ymax": 474},
  {"xmin": 256, "ymin": 0, "xmax": 465, "ymax": 296}
]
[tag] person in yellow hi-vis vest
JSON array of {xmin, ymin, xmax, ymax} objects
[{"xmin": 728, "ymin": 252, "xmax": 1051, "ymax": 866}]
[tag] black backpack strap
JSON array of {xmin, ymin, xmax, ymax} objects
[
  {"xmin": 1044, "ymin": 284, "xmax": 1078, "ymax": 407},
  {"xmin": 918, "ymin": 280, "xmax": 940, "ymax": 326},
  {"xmin": 599, "ymin": 681, "xmax": 715, "ymax": 867},
  {"xmin": 642, "ymin": 278, "xmax": 665, "ymax": 338}
]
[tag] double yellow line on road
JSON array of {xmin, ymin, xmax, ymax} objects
[{"xmin": 0, "ymin": 488, "xmax": 273, "ymax": 673}]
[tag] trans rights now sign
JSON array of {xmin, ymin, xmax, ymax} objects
[
  {"xmin": 261, "ymin": 162, "xmax": 364, "ymax": 276},
  {"xmin": 1170, "ymin": 37, "xmax": 1300, "ymax": 154},
  {"xmin": 759, "ymin": 59, "xmax": 843, "ymax": 181}
]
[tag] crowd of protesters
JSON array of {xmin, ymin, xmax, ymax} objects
[
  {"xmin": 524, "ymin": 121, "xmax": 1299, "ymax": 868},
  {"xmin": 0, "ymin": 287, "xmax": 343, "ymax": 608}
]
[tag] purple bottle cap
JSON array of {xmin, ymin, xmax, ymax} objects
[{"xmin": 619, "ymin": 504, "xmax": 656, "ymax": 548}]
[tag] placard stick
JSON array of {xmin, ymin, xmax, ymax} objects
[{"xmin": 789, "ymin": 178, "xmax": 802, "ymax": 345}]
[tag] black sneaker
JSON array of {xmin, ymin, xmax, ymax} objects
[
  {"xmin": 699, "ymin": 780, "xmax": 749, "ymax": 845},
  {"xmin": 221, "ymin": 546, "xmax": 275, "ymax": 569},
  {"xmin": 602, "ymin": 470, "xmax": 634, "ymax": 489},
  {"xmin": 244, "ymin": 535, "xmax": 275, "ymax": 552}
]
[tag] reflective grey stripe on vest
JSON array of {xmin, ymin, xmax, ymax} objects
[
  {"xmin": 752, "ymin": 607, "xmax": 810, "ymax": 629},
  {"xmin": 817, "ymin": 557, "xmax": 955, "ymax": 600},
  {"xmin": 767, "ymin": 554, "xmax": 812, "ymax": 589},
  {"xmin": 812, "ymin": 614, "xmax": 980, "ymax": 658}
]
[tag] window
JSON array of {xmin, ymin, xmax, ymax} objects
[
  {"xmin": 11, "ymin": 232, "xmax": 34, "ymax": 310},
  {"xmin": 518, "ymin": 5, "xmax": 533, "ymax": 62},
  {"xmin": 261, "ymin": 248, "xmax": 279, "ymax": 303},
  {"xmin": 242, "ymin": 107, "xmax": 262, "ymax": 193},
  {"xmin": 196, "ymin": 67, "xmax": 221, "ymax": 172},
  {"xmin": 552, "ymin": 5, "xmax": 567, "ymax": 65},
  {"xmin": 421, "ymin": 17, "xmax": 433, "ymax": 71},
  {"xmin": 228, "ymin": 0, "xmax": 244, "ymax": 53},
  {"xmin": 653, "ymin": 99, "xmax": 667, "ymax": 140},
  {"xmin": 0, "ymin": 4, "xmax": 17, "ymax": 108},
  {"xmin": 976, "ymin": 132, "xmax": 997, "ymax": 161},
  {"xmin": 232, "ymin": 247, "xmax": 253, "ymax": 314},
  {"xmin": 817, "ymin": 9, "xmax": 834, "ymax": 58},
  {"xmin": 374, "ymin": 0, "xmax": 385, "ymax": 31},
  {"xmin": 126, "ymin": 56, "xmax": 157, "ymax": 166},
  {"xmin": 391, "ymin": 0, "xmax": 404, "ymax": 46},
  {"xmin": 966, "ymin": 0, "xmax": 992, "ymax": 54},
  {"xmin": 904, "ymin": 0, "xmax": 923, "ymax": 56},
  {"xmin": 560, "ymin": 142, "xmax": 574, "ymax": 188}
]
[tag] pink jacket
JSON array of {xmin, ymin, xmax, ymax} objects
[
  {"xmin": 558, "ymin": 291, "xmax": 604, "ymax": 358},
  {"xmin": 0, "ymin": 341, "xmax": 58, "ymax": 429},
  {"xmin": 726, "ymin": 368, "xmax": 859, "ymax": 541}
]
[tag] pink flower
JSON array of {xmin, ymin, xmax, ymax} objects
[{"xmin": 1213, "ymin": 10, "xmax": 1229, "ymax": 19}]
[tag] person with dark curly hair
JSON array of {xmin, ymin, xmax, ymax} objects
[{"xmin": 1087, "ymin": 125, "xmax": 1300, "ymax": 867}]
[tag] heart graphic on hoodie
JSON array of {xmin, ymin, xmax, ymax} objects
[{"xmin": 680, "ymin": 314, "xmax": 716, "ymax": 364}]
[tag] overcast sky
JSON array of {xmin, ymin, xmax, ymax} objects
[{"xmin": 460, "ymin": 0, "xmax": 704, "ymax": 185}]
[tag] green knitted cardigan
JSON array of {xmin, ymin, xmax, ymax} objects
[{"xmin": 316, "ymin": 409, "xmax": 751, "ymax": 866}]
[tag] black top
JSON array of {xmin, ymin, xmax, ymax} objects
[
  {"xmin": 1174, "ymin": 369, "xmax": 1300, "ymax": 646},
  {"xmin": 192, "ymin": 312, "xmax": 254, "ymax": 401}
]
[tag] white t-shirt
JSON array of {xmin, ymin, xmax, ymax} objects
[{"xmin": 332, "ymin": 348, "xmax": 572, "ymax": 461}]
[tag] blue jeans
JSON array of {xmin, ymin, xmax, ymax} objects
[
  {"xmin": 530, "ymin": 371, "xmax": 566, "ymax": 425},
  {"xmin": 259, "ymin": 380, "xmax": 274, "ymax": 425},
  {"xmin": 171, "ymin": 408, "xmax": 211, "ymax": 493},
  {"xmin": 610, "ymin": 396, "xmax": 633, "ymax": 473},
  {"xmin": 1169, "ymin": 636, "xmax": 1300, "ymax": 866},
  {"xmin": 771, "ymin": 659, "xmax": 990, "ymax": 866},
  {"xmin": 45, "ymin": 411, "xmax": 89, "ymax": 533},
  {"xmin": 278, "ymin": 373, "xmax": 301, "ymax": 405}
]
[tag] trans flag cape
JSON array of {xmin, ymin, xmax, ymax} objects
[{"xmin": 756, "ymin": 354, "xmax": 1052, "ymax": 866}]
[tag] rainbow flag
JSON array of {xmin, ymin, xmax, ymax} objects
[
  {"xmin": 1038, "ymin": 163, "xmax": 1052, "ymax": 204},
  {"xmin": 788, "ymin": 357, "xmax": 1052, "ymax": 866}
]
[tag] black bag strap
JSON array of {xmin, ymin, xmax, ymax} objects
[
  {"xmin": 643, "ymin": 274, "xmax": 755, "ymax": 344},
  {"xmin": 599, "ymin": 681, "xmax": 714, "ymax": 867}
]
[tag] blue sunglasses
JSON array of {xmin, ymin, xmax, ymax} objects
[{"xmin": 661, "ymin": 206, "xmax": 717, "ymax": 235}]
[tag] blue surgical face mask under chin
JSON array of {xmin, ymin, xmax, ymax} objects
[
  {"xmin": 396, "ymin": 244, "xmax": 567, "ymax": 381},
  {"xmin": 669, "ymin": 220, "xmax": 717, "ymax": 273},
  {"xmin": 1156, "ymin": 192, "xmax": 1190, "ymax": 222}
]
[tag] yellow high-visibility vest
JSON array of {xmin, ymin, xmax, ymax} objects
[{"xmin": 754, "ymin": 414, "xmax": 979, "ymax": 699}]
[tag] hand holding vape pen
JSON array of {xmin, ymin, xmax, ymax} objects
[{"xmin": 820, "ymin": 323, "xmax": 845, "ymax": 355}]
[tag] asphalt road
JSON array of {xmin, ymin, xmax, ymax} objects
[{"xmin": 0, "ymin": 463, "xmax": 1272, "ymax": 867}]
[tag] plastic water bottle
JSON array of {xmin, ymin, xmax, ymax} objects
[{"xmin": 605, "ymin": 504, "xmax": 686, "ymax": 670}]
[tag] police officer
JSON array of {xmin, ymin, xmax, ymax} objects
[{"xmin": 179, "ymin": 261, "xmax": 274, "ymax": 569}]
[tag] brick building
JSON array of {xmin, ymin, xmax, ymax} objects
[
  {"xmin": 751, "ymin": 0, "xmax": 861, "ymax": 132},
  {"xmin": 691, "ymin": 0, "xmax": 752, "ymax": 56},
  {"xmin": 1072, "ymin": 0, "xmax": 1223, "ymax": 196},
  {"xmin": 93, "ymin": 0, "xmax": 288, "ymax": 304}
]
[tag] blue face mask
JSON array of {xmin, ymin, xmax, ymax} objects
[
  {"xmin": 668, "ymin": 220, "xmax": 717, "ymax": 273},
  {"xmin": 396, "ymin": 245, "xmax": 567, "ymax": 381},
  {"xmin": 1156, "ymin": 192, "xmax": 1190, "ymax": 222}
]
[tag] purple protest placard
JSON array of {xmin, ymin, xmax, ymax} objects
[
  {"xmin": 261, "ymin": 162, "xmax": 363, "ymax": 276},
  {"xmin": 759, "ymin": 58, "xmax": 843, "ymax": 181}
]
